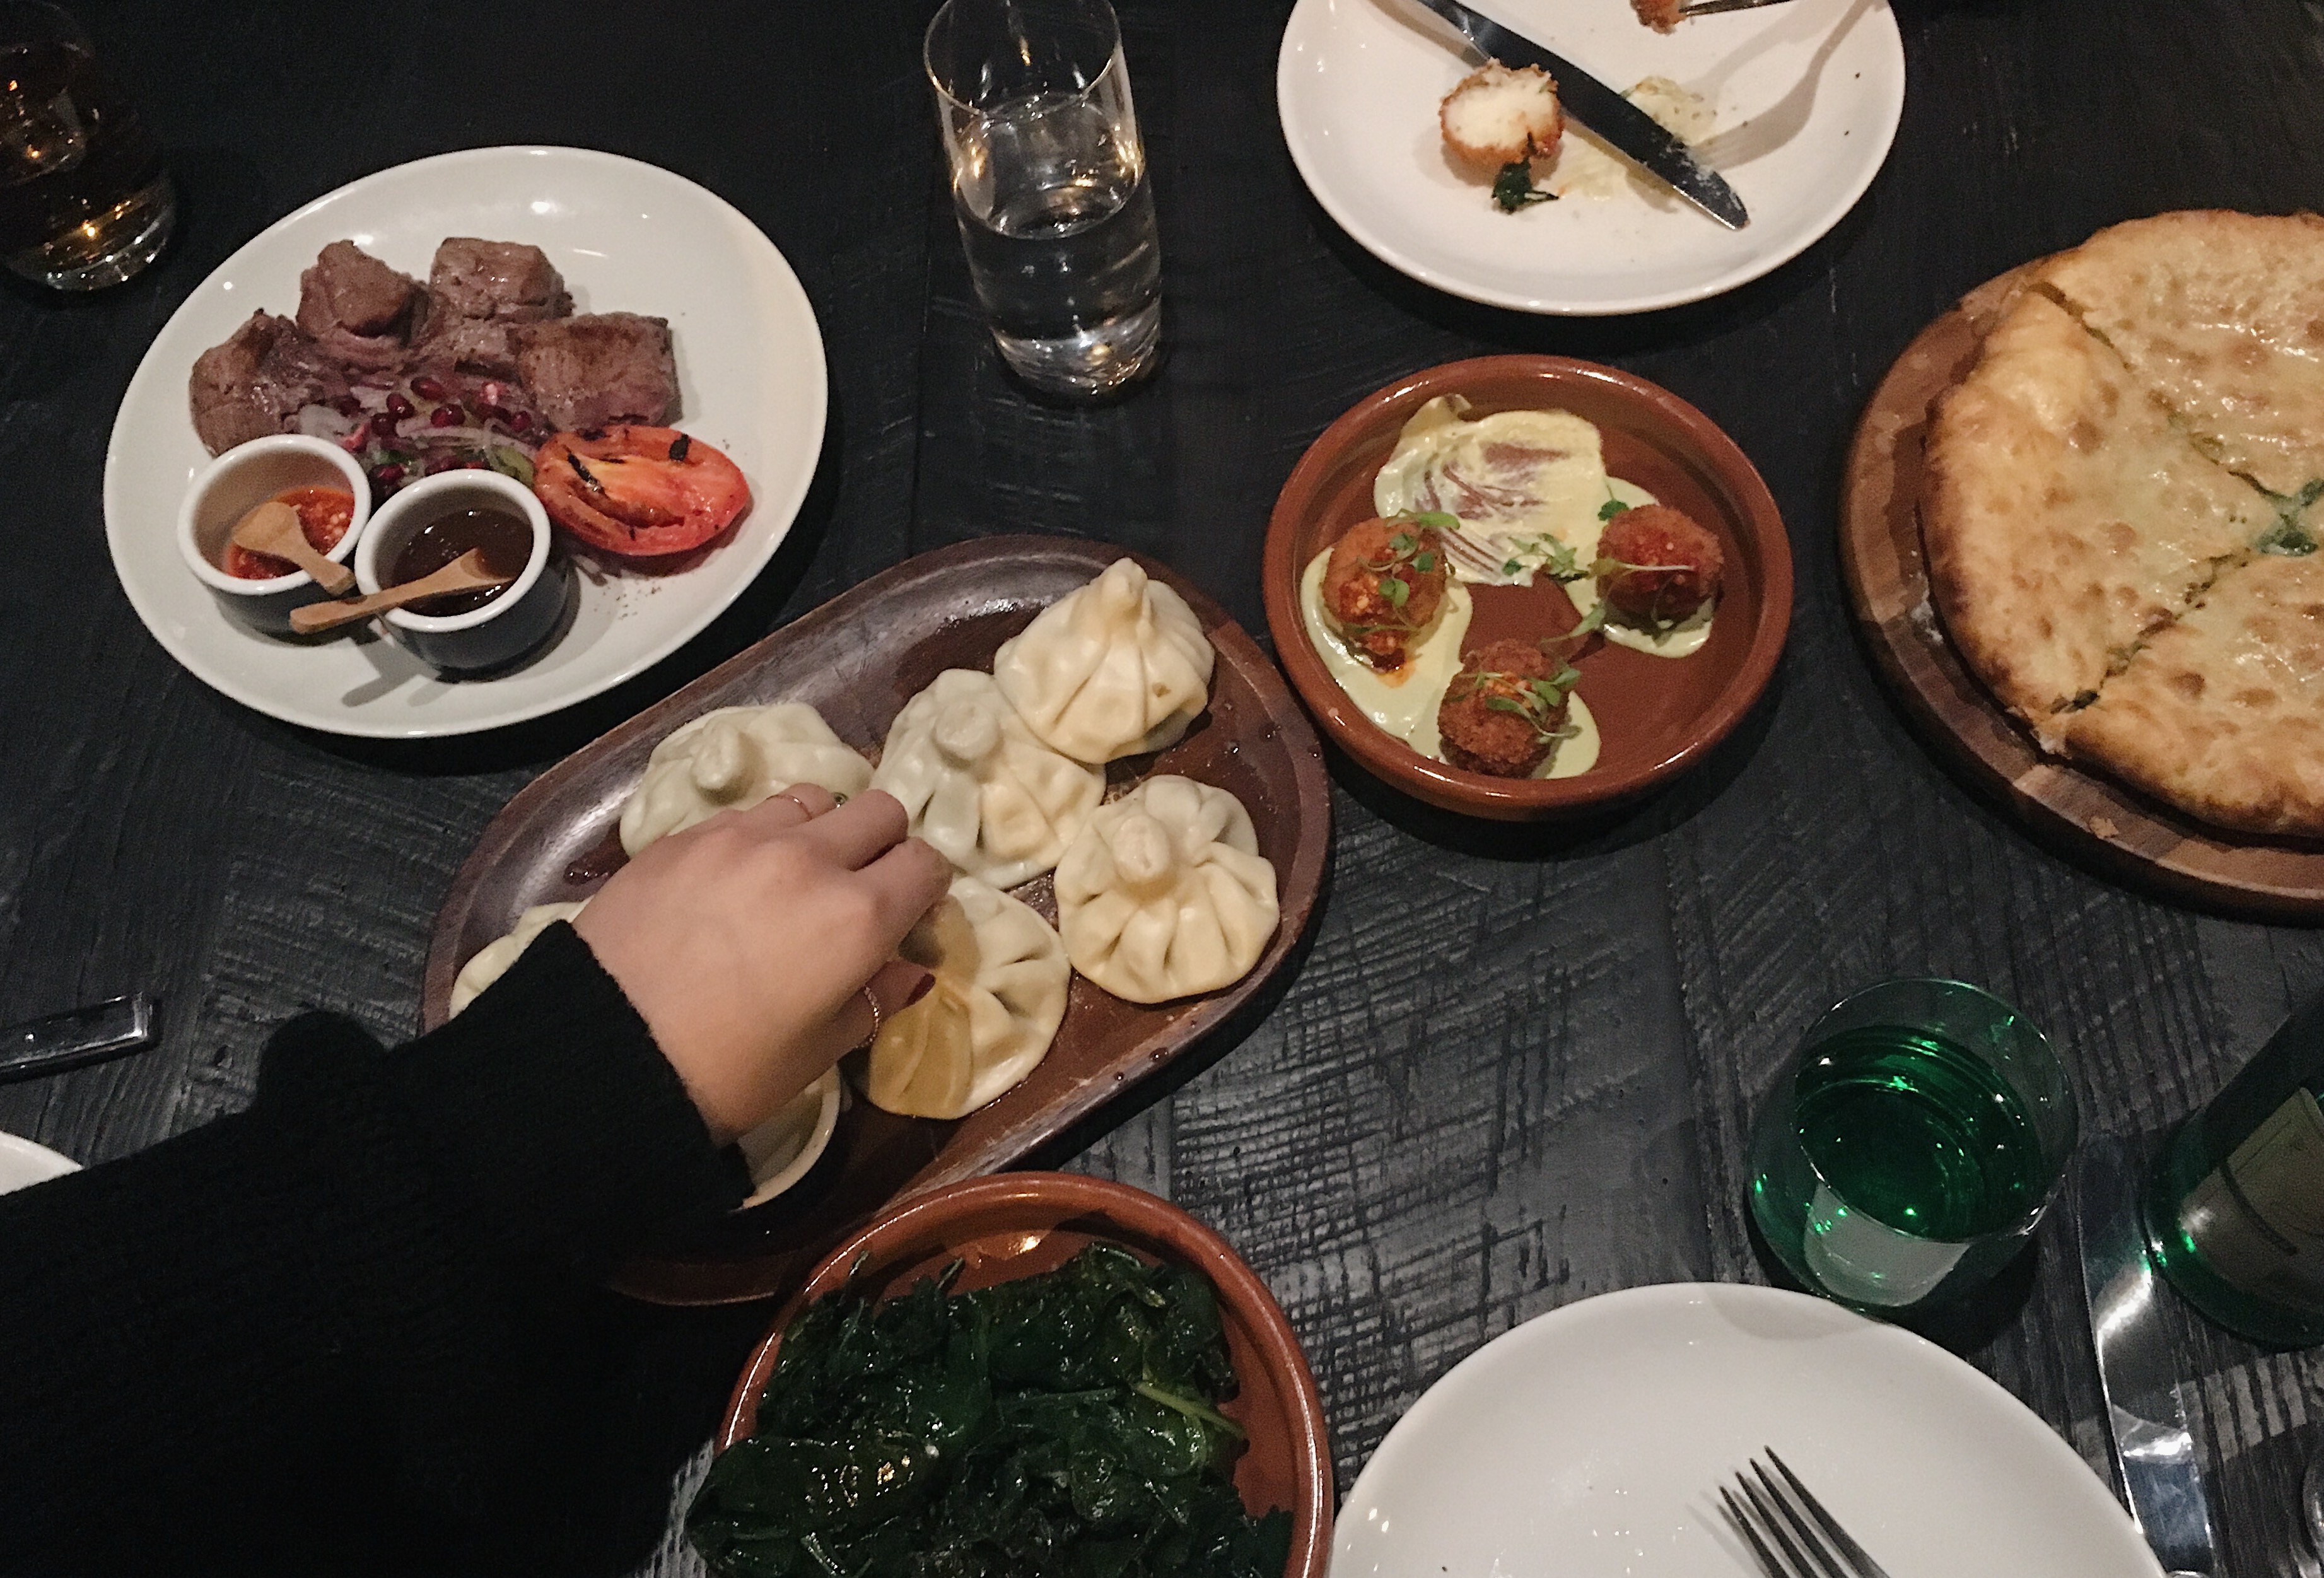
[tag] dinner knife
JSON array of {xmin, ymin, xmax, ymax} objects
[
  {"xmin": 2073, "ymin": 1134, "xmax": 2217, "ymax": 1577},
  {"xmin": 0, "ymin": 993, "xmax": 156, "ymax": 1084},
  {"xmin": 1408, "ymin": 0, "xmax": 1749, "ymax": 230}
]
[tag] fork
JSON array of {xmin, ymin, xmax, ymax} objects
[
  {"xmin": 1676, "ymin": 0, "xmax": 1797, "ymax": 16},
  {"xmin": 1719, "ymin": 1449, "xmax": 1895, "ymax": 1578}
]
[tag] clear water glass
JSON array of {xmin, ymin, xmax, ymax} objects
[
  {"xmin": 0, "ymin": 1, "xmax": 174, "ymax": 290},
  {"xmin": 1748, "ymin": 979, "xmax": 2080, "ymax": 1313},
  {"xmin": 924, "ymin": 0, "xmax": 1162, "ymax": 397}
]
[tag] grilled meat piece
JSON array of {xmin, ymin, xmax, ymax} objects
[
  {"xmin": 511, "ymin": 312, "xmax": 679, "ymax": 431},
  {"xmin": 187, "ymin": 311, "xmax": 352, "ymax": 455},
  {"xmin": 294, "ymin": 240, "xmax": 423, "ymax": 371}
]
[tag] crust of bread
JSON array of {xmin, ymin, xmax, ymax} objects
[
  {"xmin": 1924, "ymin": 289, "xmax": 2269, "ymax": 746},
  {"xmin": 2035, "ymin": 210, "xmax": 2324, "ymax": 496},
  {"xmin": 2063, "ymin": 550, "xmax": 2324, "ymax": 836}
]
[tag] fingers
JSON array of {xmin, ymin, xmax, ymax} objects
[
  {"xmin": 859, "ymin": 836, "xmax": 953, "ymax": 934},
  {"xmin": 733, "ymin": 781, "xmax": 838, "ymax": 832},
  {"xmin": 795, "ymin": 788, "xmax": 912, "ymax": 869},
  {"xmin": 827, "ymin": 957, "xmax": 938, "ymax": 1050}
]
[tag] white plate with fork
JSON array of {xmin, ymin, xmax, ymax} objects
[
  {"xmin": 1277, "ymin": 0, "xmax": 1905, "ymax": 315},
  {"xmin": 1331, "ymin": 1282, "xmax": 2161, "ymax": 1578}
]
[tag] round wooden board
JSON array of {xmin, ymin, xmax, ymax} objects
[{"xmin": 1840, "ymin": 265, "xmax": 2324, "ymax": 921}]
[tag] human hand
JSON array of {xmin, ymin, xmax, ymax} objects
[{"xmin": 573, "ymin": 786, "xmax": 950, "ymax": 1143}]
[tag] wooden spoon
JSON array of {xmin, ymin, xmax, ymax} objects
[
  {"xmin": 289, "ymin": 551, "xmax": 513, "ymax": 635},
  {"xmin": 230, "ymin": 500, "xmax": 354, "ymax": 595}
]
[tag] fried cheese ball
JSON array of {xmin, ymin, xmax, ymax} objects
[
  {"xmin": 1632, "ymin": 0, "xmax": 1683, "ymax": 32},
  {"xmin": 1322, "ymin": 517, "xmax": 1451, "ymax": 671},
  {"xmin": 1597, "ymin": 505, "xmax": 1724, "ymax": 623},
  {"xmin": 1437, "ymin": 638, "xmax": 1568, "ymax": 778},
  {"xmin": 1438, "ymin": 63, "xmax": 1564, "ymax": 170}
]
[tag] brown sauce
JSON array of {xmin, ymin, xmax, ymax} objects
[{"xmin": 389, "ymin": 507, "xmax": 534, "ymax": 617}]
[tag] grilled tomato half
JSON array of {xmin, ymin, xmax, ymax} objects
[{"xmin": 533, "ymin": 426, "xmax": 750, "ymax": 557}]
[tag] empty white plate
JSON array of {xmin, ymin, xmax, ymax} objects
[
  {"xmin": 105, "ymin": 146, "xmax": 827, "ymax": 739},
  {"xmin": 1334, "ymin": 1282, "xmax": 2159, "ymax": 1578},
  {"xmin": 1278, "ymin": 0, "xmax": 1905, "ymax": 314}
]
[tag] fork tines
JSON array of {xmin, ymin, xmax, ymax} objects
[{"xmin": 1719, "ymin": 1449, "xmax": 1895, "ymax": 1578}]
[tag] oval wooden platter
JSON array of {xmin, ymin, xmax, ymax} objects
[
  {"xmin": 424, "ymin": 535, "xmax": 1332, "ymax": 1302},
  {"xmin": 1841, "ymin": 267, "xmax": 2324, "ymax": 921}
]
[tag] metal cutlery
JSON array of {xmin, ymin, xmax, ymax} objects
[
  {"xmin": 1720, "ymin": 1449, "xmax": 1894, "ymax": 1578},
  {"xmin": 1678, "ymin": 0, "xmax": 1799, "ymax": 17},
  {"xmin": 2072, "ymin": 1134, "xmax": 2217, "ymax": 1577},
  {"xmin": 1408, "ymin": 0, "xmax": 1749, "ymax": 229},
  {"xmin": 0, "ymin": 993, "xmax": 157, "ymax": 1084}
]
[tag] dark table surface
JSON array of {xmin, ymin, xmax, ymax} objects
[{"xmin": 9, "ymin": 0, "xmax": 2324, "ymax": 1571}]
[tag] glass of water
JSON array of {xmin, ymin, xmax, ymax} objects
[
  {"xmin": 0, "ymin": 1, "xmax": 175, "ymax": 290},
  {"xmin": 1748, "ymin": 979, "xmax": 2080, "ymax": 1313},
  {"xmin": 924, "ymin": 0, "xmax": 1162, "ymax": 397}
]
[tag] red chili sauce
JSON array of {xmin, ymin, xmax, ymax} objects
[{"xmin": 223, "ymin": 486, "xmax": 356, "ymax": 580}]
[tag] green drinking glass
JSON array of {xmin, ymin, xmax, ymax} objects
[{"xmin": 1748, "ymin": 979, "xmax": 2080, "ymax": 1312}]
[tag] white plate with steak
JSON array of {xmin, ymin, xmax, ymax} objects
[{"xmin": 105, "ymin": 145, "xmax": 826, "ymax": 739}]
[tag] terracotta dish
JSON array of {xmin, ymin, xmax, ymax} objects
[
  {"xmin": 1842, "ymin": 267, "xmax": 2324, "ymax": 920},
  {"xmin": 718, "ymin": 1172, "xmax": 1333, "ymax": 1578},
  {"xmin": 1263, "ymin": 356, "xmax": 1792, "ymax": 819},
  {"xmin": 423, "ymin": 537, "xmax": 1331, "ymax": 1300}
]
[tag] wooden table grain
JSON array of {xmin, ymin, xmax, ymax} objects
[{"xmin": 6, "ymin": 0, "xmax": 2324, "ymax": 1571}]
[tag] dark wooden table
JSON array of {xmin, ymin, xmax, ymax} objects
[{"xmin": 8, "ymin": 0, "xmax": 2324, "ymax": 1571}]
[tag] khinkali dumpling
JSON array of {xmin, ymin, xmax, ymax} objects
[
  {"xmin": 992, "ymin": 558, "xmax": 1215, "ymax": 764},
  {"xmin": 865, "ymin": 875, "xmax": 1070, "ymax": 1119},
  {"xmin": 449, "ymin": 901, "xmax": 588, "ymax": 1016},
  {"xmin": 870, "ymin": 670, "xmax": 1104, "ymax": 888},
  {"xmin": 1054, "ymin": 776, "xmax": 1278, "ymax": 1004},
  {"xmin": 619, "ymin": 703, "xmax": 873, "ymax": 855}
]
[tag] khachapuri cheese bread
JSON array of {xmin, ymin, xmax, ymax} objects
[
  {"xmin": 1922, "ymin": 209, "xmax": 2324, "ymax": 836},
  {"xmin": 617, "ymin": 702, "xmax": 873, "ymax": 855},
  {"xmin": 991, "ymin": 558, "xmax": 1214, "ymax": 764},
  {"xmin": 1054, "ymin": 776, "xmax": 1278, "ymax": 1004},
  {"xmin": 864, "ymin": 875, "xmax": 1070, "ymax": 1120},
  {"xmin": 869, "ymin": 669, "xmax": 1103, "ymax": 889}
]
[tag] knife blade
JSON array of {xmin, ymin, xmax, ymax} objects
[
  {"xmin": 2073, "ymin": 1134, "xmax": 2217, "ymax": 1577},
  {"xmin": 1408, "ymin": 0, "xmax": 1748, "ymax": 230}
]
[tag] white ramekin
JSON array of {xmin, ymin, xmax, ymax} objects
[
  {"xmin": 353, "ymin": 469, "xmax": 566, "ymax": 675},
  {"xmin": 175, "ymin": 435, "xmax": 372, "ymax": 635}
]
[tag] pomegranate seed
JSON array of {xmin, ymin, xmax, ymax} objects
[
  {"xmin": 429, "ymin": 406, "xmax": 460, "ymax": 428},
  {"xmin": 508, "ymin": 411, "xmax": 532, "ymax": 433},
  {"xmin": 481, "ymin": 381, "xmax": 505, "ymax": 403},
  {"xmin": 371, "ymin": 463, "xmax": 406, "ymax": 487},
  {"xmin": 385, "ymin": 392, "xmax": 415, "ymax": 419},
  {"xmin": 332, "ymin": 395, "xmax": 361, "ymax": 418},
  {"xmin": 368, "ymin": 411, "xmax": 400, "ymax": 441},
  {"xmin": 409, "ymin": 375, "xmax": 447, "ymax": 402},
  {"xmin": 466, "ymin": 404, "xmax": 490, "ymax": 424}
]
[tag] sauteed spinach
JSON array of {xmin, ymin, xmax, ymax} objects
[{"xmin": 688, "ymin": 1244, "xmax": 1293, "ymax": 1578}]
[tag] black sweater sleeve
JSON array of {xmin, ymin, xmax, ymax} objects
[{"xmin": 0, "ymin": 924, "xmax": 750, "ymax": 1574}]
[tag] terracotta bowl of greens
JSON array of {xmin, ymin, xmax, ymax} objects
[{"xmin": 698, "ymin": 1172, "xmax": 1332, "ymax": 1578}]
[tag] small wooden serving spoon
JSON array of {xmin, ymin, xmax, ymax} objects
[
  {"xmin": 230, "ymin": 501, "xmax": 354, "ymax": 595},
  {"xmin": 289, "ymin": 551, "xmax": 513, "ymax": 635}
]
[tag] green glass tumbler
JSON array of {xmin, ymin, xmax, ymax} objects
[{"xmin": 1748, "ymin": 979, "xmax": 2080, "ymax": 1312}]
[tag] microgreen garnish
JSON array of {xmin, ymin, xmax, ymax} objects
[
  {"xmin": 1497, "ymin": 532, "xmax": 1589, "ymax": 583},
  {"xmin": 1357, "ymin": 522, "xmax": 1446, "ymax": 628},
  {"xmin": 1491, "ymin": 138, "xmax": 1557, "ymax": 213},
  {"xmin": 1598, "ymin": 495, "xmax": 1631, "ymax": 523},
  {"xmin": 1459, "ymin": 662, "xmax": 1584, "ymax": 745}
]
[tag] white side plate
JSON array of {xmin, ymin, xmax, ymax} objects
[
  {"xmin": 105, "ymin": 145, "xmax": 828, "ymax": 739},
  {"xmin": 0, "ymin": 1131, "xmax": 80, "ymax": 1196},
  {"xmin": 1334, "ymin": 1282, "xmax": 2161, "ymax": 1578},
  {"xmin": 1278, "ymin": 0, "xmax": 1906, "ymax": 315}
]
